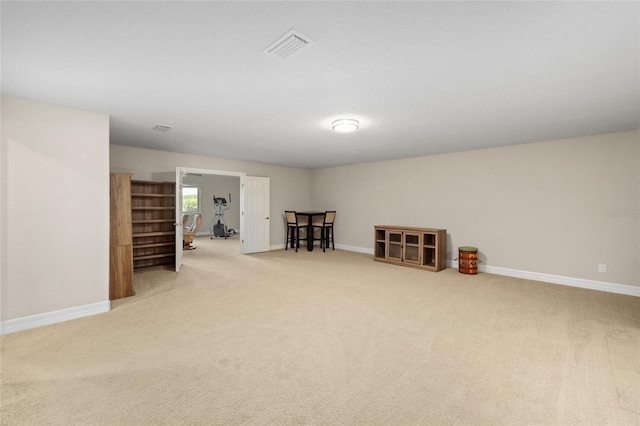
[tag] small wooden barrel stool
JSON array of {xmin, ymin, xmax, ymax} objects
[{"xmin": 458, "ymin": 246, "xmax": 478, "ymax": 275}]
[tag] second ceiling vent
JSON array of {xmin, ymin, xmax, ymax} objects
[{"xmin": 264, "ymin": 29, "xmax": 314, "ymax": 60}]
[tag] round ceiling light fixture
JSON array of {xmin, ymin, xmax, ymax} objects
[{"xmin": 332, "ymin": 119, "xmax": 359, "ymax": 133}]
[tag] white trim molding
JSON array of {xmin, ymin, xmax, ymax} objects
[
  {"xmin": 445, "ymin": 260, "xmax": 640, "ymax": 297},
  {"xmin": 217, "ymin": 240, "xmax": 640, "ymax": 297},
  {"xmin": 0, "ymin": 301, "xmax": 111, "ymax": 335},
  {"xmin": 336, "ymin": 244, "xmax": 374, "ymax": 255},
  {"xmin": 332, "ymin": 243, "xmax": 639, "ymax": 297}
]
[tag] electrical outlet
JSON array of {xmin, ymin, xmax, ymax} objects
[{"xmin": 598, "ymin": 264, "xmax": 607, "ymax": 273}]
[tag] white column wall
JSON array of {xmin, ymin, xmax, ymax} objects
[{"xmin": 1, "ymin": 96, "xmax": 110, "ymax": 322}]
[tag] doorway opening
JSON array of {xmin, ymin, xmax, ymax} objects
[
  {"xmin": 182, "ymin": 173, "xmax": 241, "ymax": 241},
  {"xmin": 175, "ymin": 167, "xmax": 271, "ymax": 271}
]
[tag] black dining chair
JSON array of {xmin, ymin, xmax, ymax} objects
[
  {"xmin": 312, "ymin": 211, "xmax": 335, "ymax": 252},
  {"xmin": 284, "ymin": 211, "xmax": 308, "ymax": 252}
]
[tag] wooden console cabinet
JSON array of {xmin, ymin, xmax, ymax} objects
[{"xmin": 374, "ymin": 226, "xmax": 446, "ymax": 272}]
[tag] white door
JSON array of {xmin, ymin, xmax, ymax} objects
[
  {"xmin": 175, "ymin": 167, "xmax": 184, "ymax": 271},
  {"xmin": 241, "ymin": 176, "xmax": 270, "ymax": 254}
]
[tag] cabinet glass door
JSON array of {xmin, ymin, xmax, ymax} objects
[
  {"xmin": 403, "ymin": 232, "xmax": 421, "ymax": 264},
  {"xmin": 374, "ymin": 228, "xmax": 386, "ymax": 259},
  {"xmin": 387, "ymin": 231, "xmax": 403, "ymax": 261}
]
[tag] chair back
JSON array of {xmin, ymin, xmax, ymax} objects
[
  {"xmin": 324, "ymin": 211, "xmax": 336, "ymax": 225},
  {"xmin": 192, "ymin": 214, "xmax": 202, "ymax": 233},
  {"xmin": 186, "ymin": 213, "xmax": 202, "ymax": 234},
  {"xmin": 182, "ymin": 214, "xmax": 189, "ymax": 227},
  {"xmin": 285, "ymin": 210, "xmax": 297, "ymax": 225},
  {"xmin": 295, "ymin": 212, "xmax": 309, "ymax": 226}
]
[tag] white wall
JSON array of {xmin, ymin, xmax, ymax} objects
[
  {"xmin": 1, "ymin": 96, "xmax": 110, "ymax": 322},
  {"xmin": 110, "ymin": 145, "xmax": 312, "ymax": 246},
  {"xmin": 2, "ymin": 97, "xmax": 634, "ymax": 333},
  {"xmin": 311, "ymin": 131, "xmax": 640, "ymax": 288}
]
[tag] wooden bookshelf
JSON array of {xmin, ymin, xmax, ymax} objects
[
  {"xmin": 131, "ymin": 181, "xmax": 176, "ymax": 272},
  {"xmin": 109, "ymin": 173, "xmax": 135, "ymax": 300}
]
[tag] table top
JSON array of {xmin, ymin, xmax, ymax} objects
[{"xmin": 296, "ymin": 211, "xmax": 325, "ymax": 215}]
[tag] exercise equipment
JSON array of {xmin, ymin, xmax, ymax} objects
[{"xmin": 211, "ymin": 194, "xmax": 237, "ymax": 239}]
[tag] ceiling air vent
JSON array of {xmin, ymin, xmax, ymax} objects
[
  {"xmin": 152, "ymin": 124, "xmax": 173, "ymax": 132},
  {"xmin": 264, "ymin": 29, "xmax": 314, "ymax": 60}
]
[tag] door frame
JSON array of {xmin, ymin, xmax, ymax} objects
[{"xmin": 176, "ymin": 167, "xmax": 246, "ymax": 268}]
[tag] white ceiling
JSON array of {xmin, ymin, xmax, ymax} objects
[{"xmin": 2, "ymin": 1, "xmax": 638, "ymax": 169}]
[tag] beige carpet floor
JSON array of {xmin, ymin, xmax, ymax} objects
[{"xmin": 1, "ymin": 236, "xmax": 639, "ymax": 425}]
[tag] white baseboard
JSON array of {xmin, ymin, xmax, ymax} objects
[
  {"xmin": 443, "ymin": 260, "xmax": 640, "ymax": 297},
  {"xmin": 0, "ymin": 301, "xmax": 111, "ymax": 335},
  {"xmin": 332, "ymin": 244, "xmax": 639, "ymax": 297},
  {"xmin": 336, "ymin": 244, "xmax": 374, "ymax": 255},
  {"xmin": 265, "ymin": 242, "xmax": 639, "ymax": 297}
]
